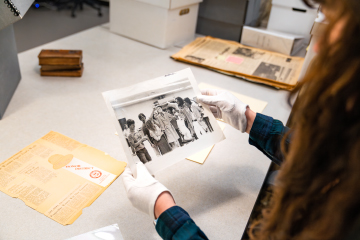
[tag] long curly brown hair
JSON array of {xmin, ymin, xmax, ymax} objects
[{"xmin": 250, "ymin": 0, "xmax": 360, "ymax": 239}]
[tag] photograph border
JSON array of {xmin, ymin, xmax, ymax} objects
[{"xmin": 103, "ymin": 68, "xmax": 225, "ymax": 175}]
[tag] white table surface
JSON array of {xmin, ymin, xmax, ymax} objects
[{"xmin": 0, "ymin": 24, "xmax": 293, "ymax": 240}]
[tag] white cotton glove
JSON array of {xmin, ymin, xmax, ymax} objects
[
  {"xmin": 197, "ymin": 89, "xmax": 249, "ymax": 133},
  {"xmin": 122, "ymin": 162, "xmax": 172, "ymax": 219}
]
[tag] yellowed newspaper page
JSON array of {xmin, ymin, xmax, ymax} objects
[
  {"xmin": 0, "ymin": 131, "xmax": 126, "ymax": 225},
  {"xmin": 172, "ymin": 36, "xmax": 304, "ymax": 89}
]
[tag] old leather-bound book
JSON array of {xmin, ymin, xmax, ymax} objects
[
  {"xmin": 40, "ymin": 63, "xmax": 84, "ymax": 77},
  {"xmin": 38, "ymin": 49, "xmax": 82, "ymax": 65}
]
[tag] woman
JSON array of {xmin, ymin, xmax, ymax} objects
[
  {"xmin": 174, "ymin": 97, "xmax": 198, "ymax": 140},
  {"xmin": 184, "ymin": 97, "xmax": 209, "ymax": 133},
  {"xmin": 166, "ymin": 107, "xmax": 185, "ymax": 146},
  {"xmin": 123, "ymin": 123, "xmax": 135, "ymax": 154},
  {"xmin": 145, "ymin": 119, "xmax": 172, "ymax": 155},
  {"xmin": 122, "ymin": 0, "xmax": 360, "ymax": 239},
  {"xmin": 152, "ymin": 107, "xmax": 180, "ymax": 149},
  {"xmin": 176, "ymin": 113, "xmax": 193, "ymax": 142}
]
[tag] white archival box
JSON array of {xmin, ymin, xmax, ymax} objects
[
  {"xmin": 298, "ymin": 12, "xmax": 327, "ymax": 80},
  {"xmin": 267, "ymin": 0, "xmax": 319, "ymax": 43},
  {"xmin": 241, "ymin": 26, "xmax": 304, "ymax": 56},
  {"xmin": 110, "ymin": 0, "xmax": 202, "ymax": 49}
]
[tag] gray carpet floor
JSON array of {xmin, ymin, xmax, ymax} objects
[{"xmin": 13, "ymin": 4, "xmax": 109, "ymax": 53}]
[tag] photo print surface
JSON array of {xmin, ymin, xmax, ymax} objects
[{"xmin": 103, "ymin": 68, "xmax": 225, "ymax": 174}]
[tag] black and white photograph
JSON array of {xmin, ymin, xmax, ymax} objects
[
  {"xmin": 103, "ymin": 68, "xmax": 225, "ymax": 174},
  {"xmin": 184, "ymin": 55, "xmax": 205, "ymax": 63},
  {"xmin": 253, "ymin": 62, "xmax": 281, "ymax": 80},
  {"xmin": 232, "ymin": 47, "xmax": 265, "ymax": 59}
]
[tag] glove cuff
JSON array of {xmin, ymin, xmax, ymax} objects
[{"xmin": 148, "ymin": 184, "xmax": 173, "ymax": 220}]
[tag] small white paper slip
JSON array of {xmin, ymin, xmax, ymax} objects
[
  {"xmin": 66, "ymin": 223, "xmax": 124, "ymax": 240},
  {"xmin": 63, "ymin": 158, "xmax": 117, "ymax": 187}
]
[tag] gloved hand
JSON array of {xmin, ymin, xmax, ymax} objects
[
  {"xmin": 122, "ymin": 162, "xmax": 173, "ymax": 219},
  {"xmin": 197, "ymin": 89, "xmax": 249, "ymax": 133}
]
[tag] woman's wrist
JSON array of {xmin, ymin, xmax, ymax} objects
[
  {"xmin": 154, "ymin": 191, "xmax": 176, "ymax": 219},
  {"xmin": 245, "ymin": 107, "xmax": 256, "ymax": 134}
]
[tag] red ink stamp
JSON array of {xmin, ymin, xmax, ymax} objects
[{"xmin": 90, "ymin": 170, "xmax": 102, "ymax": 178}]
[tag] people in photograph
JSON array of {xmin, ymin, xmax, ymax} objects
[
  {"xmin": 126, "ymin": 119, "xmax": 152, "ymax": 164},
  {"xmin": 202, "ymin": 116, "xmax": 214, "ymax": 132},
  {"xmin": 184, "ymin": 97, "xmax": 209, "ymax": 133},
  {"xmin": 191, "ymin": 97, "xmax": 214, "ymax": 132},
  {"xmin": 175, "ymin": 113, "xmax": 193, "ymax": 143},
  {"xmin": 171, "ymin": 108, "xmax": 187, "ymax": 146},
  {"xmin": 122, "ymin": 123, "xmax": 136, "ymax": 154},
  {"xmin": 145, "ymin": 119, "xmax": 172, "ymax": 155},
  {"xmin": 183, "ymin": 97, "xmax": 206, "ymax": 136},
  {"xmin": 123, "ymin": 123, "xmax": 130, "ymax": 145},
  {"xmin": 166, "ymin": 108, "xmax": 185, "ymax": 147},
  {"xmin": 139, "ymin": 113, "xmax": 160, "ymax": 156},
  {"xmin": 165, "ymin": 108, "xmax": 173, "ymax": 115},
  {"xmin": 152, "ymin": 107, "xmax": 180, "ymax": 149},
  {"xmin": 172, "ymin": 97, "xmax": 198, "ymax": 140}
]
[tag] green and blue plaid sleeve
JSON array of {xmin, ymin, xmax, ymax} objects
[
  {"xmin": 249, "ymin": 113, "xmax": 291, "ymax": 166},
  {"xmin": 156, "ymin": 206, "xmax": 208, "ymax": 240}
]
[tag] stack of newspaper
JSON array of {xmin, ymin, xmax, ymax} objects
[{"xmin": 171, "ymin": 36, "xmax": 305, "ymax": 90}]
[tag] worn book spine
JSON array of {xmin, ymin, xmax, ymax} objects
[
  {"xmin": 40, "ymin": 64, "xmax": 84, "ymax": 77},
  {"xmin": 41, "ymin": 64, "xmax": 82, "ymax": 71},
  {"xmin": 39, "ymin": 57, "xmax": 82, "ymax": 66}
]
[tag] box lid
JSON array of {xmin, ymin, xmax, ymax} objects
[
  {"xmin": 135, "ymin": 0, "xmax": 202, "ymax": 9},
  {"xmin": 272, "ymin": 0, "xmax": 318, "ymax": 10},
  {"xmin": 171, "ymin": 0, "xmax": 202, "ymax": 9}
]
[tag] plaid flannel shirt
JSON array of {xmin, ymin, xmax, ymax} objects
[
  {"xmin": 156, "ymin": 113, "xmax": 290, "ymax": 239},
  {"xmin": 156, "ymin": 206, "xmax": 208, "ymax": 240},
  {"xmin": 248, "ymin": 113, "xmax": 290, "ymax": 166}
]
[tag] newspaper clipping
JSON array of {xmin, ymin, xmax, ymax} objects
[{"xmin": 171, "ymin": 36, "xmax": 305, "ymax": 90}]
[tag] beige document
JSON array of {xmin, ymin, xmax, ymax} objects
[
  {"xmin": 186, "ymin": 84, "xmax": 268, "ymax": 164},
  {"xmin": 0, "ymin": 131, "xmax": 126, "ymax": 225},
  {"xmin": 171, "ymin": 36, "xmax": 304, "ymax": 90}
]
